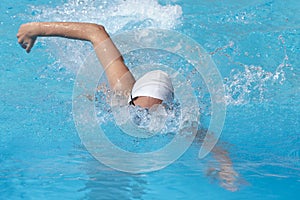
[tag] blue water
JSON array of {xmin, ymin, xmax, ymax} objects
[{"xmin": 1, "ymin": 0, "xmax": 299, "ymax": 199}]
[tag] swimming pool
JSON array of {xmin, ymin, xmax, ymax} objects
[{"xmin": 1, "ymin": 0, "xmax": 299, "ymax": 199}]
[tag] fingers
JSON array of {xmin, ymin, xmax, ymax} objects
[
  {"xmin": 26, "ymin": 42, "xmax": 33, "ymax": 53},
  {"xmin": 221, "ymin": 182, "xmax": 238, "ymax": 192},
  {"xmin": 17, "ymin": 34, "xmax": 23, "ymax": 45},
  {"xmin": 17, "ymin": 32, "xmax": 26, "ymax": 48},
  {"xmin": 17, "ymin": 33, "xmax": 35, "ymax": 53},
  {"xmin": 18, "ymin": 37, "xmax": 28, "ymax": 49},
  {"xmin": 19, "ymin": 40, "xmax": 33, "ymax": 53},
  {"xmin": 21, "ymin": 43, "xmax": 27, "ymax": 49},
  {"xmin": 16, "ymin": 24, "xmax": 35, "ymax": 53}
]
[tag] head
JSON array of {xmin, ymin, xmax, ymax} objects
[{"xmin": 129, "ymin": 70, "xmax": 174, "ymax": 108}]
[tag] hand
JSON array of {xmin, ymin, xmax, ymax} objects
[
  {"xmin": 207, "ymin": 165, "xmax": 239, "ymax": 192},
  {"xmin": 17, "ymin": 23, "xmax": 39, "ymax": 53},
  {"xmin": 218, "ymin": 164, "xmax": 239, "ymax": 192}
]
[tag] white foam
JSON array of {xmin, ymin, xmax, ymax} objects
[
  {"xmin": 209, "ymin": 37, "xmax": 292, "ymax": 106},
  {"xmin": 29, "ymin": 0, "xmax": 182, "ymax": 72},
  {"xmin": 105, "ymin": 0, "xmax": 182, "ymax": 31},
  {"xmin": 224, "ymin": 60, "xmax": 291, "ymax": 105},
  {"xmin": 224, "ymin": 65, "xmax": 274, "ymax": 105}
]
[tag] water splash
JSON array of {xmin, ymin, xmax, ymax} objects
[
  {"xmin": 224, "ymin": 65, "xmax": 274, "ymax": 105},
  {"xmin": 30, "ymin": 0, "xmax": 182, "ymax": 31},
  {"xmin": 224, "ymin": 61, "xmax": 292, "ymax": 105},
  {"xmin": 95, "ymin": 85, "xmax": 181, "ymax": 135},
  {"xmin": 28, "ymin": 0, "xmax": 182, "ymax": 72},
  {"xmin": 217, "ymin": 36, "xmax": 293, "ymax": 105}
]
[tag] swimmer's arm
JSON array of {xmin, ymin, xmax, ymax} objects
[
  {"xmin": 209, "ymin": 145, "xmax": 239, "ymax": 191},
  {"xmin": 17, "ymin": 22, "xmax": 102, "ymax": 52},
  {"xmin": 208, "ymin": 146, "xmax": 239, "ymax": 192},
  {"xmin": 17, "ymin": 22, "xmax": 135, "ymax": 90},
  {"xmin": 198, "ymin": 130, "xmax": 238, "ymax": 191}
]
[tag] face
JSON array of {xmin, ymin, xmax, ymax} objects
[{"xmin": 132, "ymin": 96, "xmax": 162, "ymax": 108}]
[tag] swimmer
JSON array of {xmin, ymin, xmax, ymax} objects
[
  {"xmin": 17, "ymin": 22, "xmax": 240, "ymax": 191},
  {"xmin": 17, "ymin": 22, "xmax": 172, "ymax": 108}
]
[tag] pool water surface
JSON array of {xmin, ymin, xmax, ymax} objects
[{"xmin": 0, "ymin": 0, "xmax": 299, "ymax": 199}]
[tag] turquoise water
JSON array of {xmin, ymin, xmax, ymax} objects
[{"xmin": 1, "ymin": 0, "xmax": 300, "ymax": 199}]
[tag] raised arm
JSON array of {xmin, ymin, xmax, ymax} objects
[{"xmin": 17, "ymin": 22, "xmax": 135, "ymax": 92}]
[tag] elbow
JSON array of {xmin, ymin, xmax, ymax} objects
[
  {"xmin": 89, "ymin": 24, "xmax": 110, "ymax": 44},
  {"xmin": 92, "ymin": 24, "xmax": 106, "ymax": 34},
  {"xmin": 96, "ymin": 24, "xmax": 105, "ymax": 31}
]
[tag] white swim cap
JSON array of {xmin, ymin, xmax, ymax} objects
[{"xmin": 129, "ymin": 70, "xmax": 174, "ymax": 103}]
